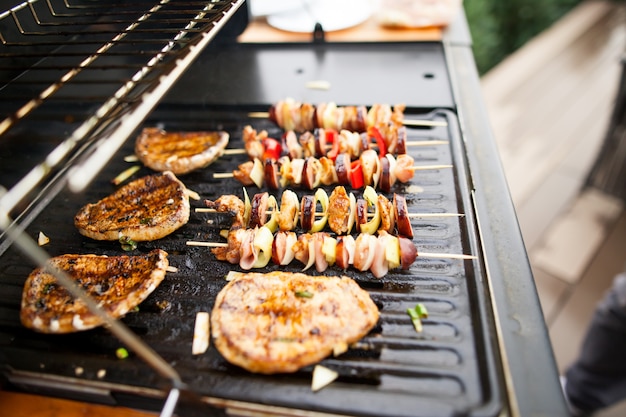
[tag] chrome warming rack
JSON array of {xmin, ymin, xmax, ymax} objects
[{"xmin": 0, "ymin": 1, "xmax": 244, "ymax": 415}]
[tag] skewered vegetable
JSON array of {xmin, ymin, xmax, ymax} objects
[
  {"xmin": 221, "ymin": 152, "xmax": 422, "ymax": 192},
  {"xmin": 205, "ymin": 186, "xmax": 414, "ymax": 238},
  {"xmin": 210, "ymin": 227, "xmax": 418, "ymax": 278},
  {"xmin": 268, "ymin": 98, "xmax": 405, "ymax": 133}
]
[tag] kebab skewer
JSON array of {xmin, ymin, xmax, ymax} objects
[
  {"xmin": 202, "ymin": 186, "xmax": 461, "ymax": 239},
  {"xmin": 214, "ymin": 151, "xmax": 451, "ymax": 192},
  {"xmin": 187, "ymin": 228, "xmax": 474, "ymax": 279},
  {"xmin": 249, "ymin": 99, "xmax": 447, "ymax": 132},
  {"xmin": 226, "ymin": 125, "xmax": 448, "ymax": 161}
]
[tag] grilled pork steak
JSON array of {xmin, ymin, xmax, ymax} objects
[
  {"xmin": 211, "ymin": 271, "xmax": 379, "ymax": 374},
  {"xmin": 135, "ymin": 127, "xmax": 229, "ymax": 174},
  {"xmin": 20, "ymin": 249, "xmax": 169, "ymax": 333},
  {"xmin": 74, "ymin": 171, "xmax": 190, "ymax": 242}
]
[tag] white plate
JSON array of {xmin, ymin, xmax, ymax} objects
[
  {"xmin": 249, "ymin": 0, "xmax": 301, "ymax": 18},
  {"xmin": 267, "ymin": 0, "xmax": 373, "ymax": 33}
]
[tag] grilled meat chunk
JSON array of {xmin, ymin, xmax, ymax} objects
[
  {"xmin": 135, "ymin": 127, "xmax": 229, "ymax": 174},
  {"xmin": 74, "ymin": 171, "xmax": 190, "ymax": 241},
  {"xmin": 205, "ymin": 195, "xmax": 246, "ymax": 229},
  {"xmin": 20, "ymin": 249, "xmax": 169, "ymax": 333},
  {"xmin": 211, "ymin": 271, "xmax": 379, "ymax": 374},
  {"xmin": 328, "ymin": 186, "xmax": 351, "ymax": 235}
]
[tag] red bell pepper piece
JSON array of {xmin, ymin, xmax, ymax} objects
[
  {"xmin": 262, "ymin": 138, "xmax": 282, "ymax": 160},
  {"xmin": 326, "ymin": 129, "xmax": 340, "ymax": 161},
  {"xmin": 368, "ymin": 126, "xmax": 387, "ymax": 157},
  {"xmin": 349, "ymin": 160, "xmax": 364, "ymax": 189}
]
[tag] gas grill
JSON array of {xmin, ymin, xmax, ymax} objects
[{"xmin": 0, "ymin": 1, "xmax": 568, "ymax": 416}]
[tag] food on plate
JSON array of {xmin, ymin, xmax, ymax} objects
[
  {"xmin": 224, "ymin": 152, "xmax": 416, "ymax": 192},
  {"xmin": 268, "ymin": 98, "xmax": 405, "ymax": 133},
  {"xmin": 242, "ymin": 123, "xmax": 408, "ymax": 161},
  {"xmin": 210, "ymin": 271, "xmax": 379, "ymax": 373},
  {"xmin": 205, "ymin": 186, "xmax": 413, "ymax": 238},
  {"xmin": 210, "ymin": 228, "xmax": 416, "ymax": 278},
  {"xmin": 74, "ymin": 171, "xmax": 190, "ymax": 242},
  {"xmin": 20, "ymin": 249, "xmax": 169, "ymax": 333},
  {"xmin": 135, "ymin": 127, "xmax": 229, "ymax": 174},
  {"xmin": 377, "ymin": 0, "xmax": 462, "ymax": 29}
]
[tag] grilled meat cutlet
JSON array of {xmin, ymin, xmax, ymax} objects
[
  {"xmin": 135, "ymin": 127, "xmax": 229, "ymax": 175},
  {"xmin": 74, "ymin": 171, "xmax": 190, "ymax": 242},
  {"xmin": 211, "ymin": 271, "xmax": 379, "ymax": 374},
  {"xmin": 20, "ymin": 249, "xmax": 169, "ymax": 333}
]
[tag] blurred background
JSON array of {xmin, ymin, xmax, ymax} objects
[
  {"xmin": 470, "ymin": 0, "xmax": 626, "ymax": 415},
  {"xmin": 465, "ymin": 0, "xmax": 585, "ymax": 75}
]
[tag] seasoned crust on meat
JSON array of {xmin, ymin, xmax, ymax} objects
[
  {"xmin": 135, "ymin": 127, "xmax": 229, "ymax": 175},
  {"xmin": 20, "ymin": 249, "xmax": 169, "ymax": 333},
  {"xmin": 211, "ymin": 271, "xmax": 379, "ymax": 374},
  {"xmin": 328, "ymin": 186, "xmax": 351, "ymax": 234},
  {"xmin": 74, "ymin": 171, "xmax": 190, "ymax": 242}
]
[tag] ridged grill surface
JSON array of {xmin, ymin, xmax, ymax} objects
[{"xmin": 0, "ymin": 106, "xmax": 502, "ymax": 416}]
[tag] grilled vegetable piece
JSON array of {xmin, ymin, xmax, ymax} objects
[
  {"xmin": 20, "ymin": 249, "xmax": 169, "ymax": 334},
  {"xmin": 135, "ymin": 127, "xmax": 229, "ymax": 174},
  {"xmin": 74, "ymin": 171, "xmax": 190, "ymax": 242},
  {"xmin": 211, "ymin": 271, "xmax": 379, "ymax": 374}
]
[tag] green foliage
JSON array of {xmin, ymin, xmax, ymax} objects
[{"xmin": 464, "ymin": 0, "xmax": 584, "ymax": 75}]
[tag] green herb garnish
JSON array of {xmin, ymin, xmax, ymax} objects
[
  {"xmin": 295, "ymin": 290, "xmax": 314, "ymax": 298},
  {"xmin": 407, "ymin": 303, "xmax": 429, "ymax": 333},
  {"xmin": 43, "ymin": 283, "xmax": 55, "ymax": 294},
  {"xmin": 119, "ymin": 235, "xmax": 137, "ymax": 251},
  {"xmin": 116, "ymin": 347, "xmax": 129, "ymax": 359}
]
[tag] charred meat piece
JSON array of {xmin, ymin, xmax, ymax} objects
[
  {"xmin": 211, "ymin": 271, "xmax": 379, "ymax": 374},
  {"xmin": 20, "ymin": 249, "xmax": 169, "ymax": 333},
  {"xmin": 327, "ymin": 186, "xmax": 351, "ymax": 235},
  {"xmin": 74, "ymin": 171, "xmax": 190, "ymax": 242},
  {"xmin": 205, "ymin": 195, "xmax": 246, "ymax": 229},
  {"xmin": 135, "ymin": 127, "xmax": 229, "ymax": 175}
]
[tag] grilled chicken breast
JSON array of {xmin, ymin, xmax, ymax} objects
[
  {"xmin": 211, "ymin": 271, "xmax": 379, "ymax": 374},
  {"xmin": 74, "ymin": 171, "xmax": 190, "ymax": 242},
  {"xmin": 21, "ymin": 249, "xmax": 169, "ymax": 333},
  {"xmin": 135, "ymin": 127, "xmax": 229, "ymax": 175}
]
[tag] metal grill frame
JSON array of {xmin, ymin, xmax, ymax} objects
[{"xmin": 0, "ymin": 2, "xmax": 569, "ymax": 416}]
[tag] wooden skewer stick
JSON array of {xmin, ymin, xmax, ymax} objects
[
  {"xmin": 247, "ymin": 111, "xmax": 448, "ymax": 128},
  {"xmin": 213, "ymin": 172, "xmax": 237, "ymax": 179},
  {"xmin": 186, "ymin": 240, "xmax": 475, "ymax": 260},
  {"xmin": 402, "ymin": 119, "xmax": 447, "ymax": 127},
  {"xmin": 213, "ymin": 164, "xmax": 451, "ymax": 179},
  {"xmin": 187, "ymin": 241, "xmax": 227, "ymax": 247},
  {"xmin": 405, "ymin": 140, "xmax": 449, "ymax": 147},
  {"xmin": 221, "ymin": 140, "xmax": 449, "ymax": 156},
  {"xmin": 415, "ymin": 252, "xmax": 477, "ymax": 260},
  {"xmin": 222, "ymin": 149, "xmax": 248, "ymax": 155},
  {"xmin": 410, "ymin": 164, "xmax": 452, "ymax": 171},
  {"xmin": 195, "ymin": 207, "xmax": 464, "ymax": 218}
]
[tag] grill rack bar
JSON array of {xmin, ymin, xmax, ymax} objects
[
  {"xmin": 0, "ymin": 0, "xmax": 243, "ymax": 212},
  {"xmin": 0, "ymin": 1, "xmax": 244, "ymax": 415}
]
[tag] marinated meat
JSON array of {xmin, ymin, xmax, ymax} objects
[
  {"xmin": 205, "ymin": 195, "xmax": 246, "ymax": 229},
  {"xmin": 20, "ymin": 249, "xmax": 169, "ymax": 333},
  {"xmin": 211, "ymin": 271, "xmax": 379, "ymax": 374},
  {"xmin": 135, "ymin": 127, "xmax": 229, "ymax": 175},
  {"xmin": 74, "ymin": 171, "xmax": 190, "ymax": 242},
  {"xmin": 327, "ymin": 186, "xmax": 351, "ymax": 235}
]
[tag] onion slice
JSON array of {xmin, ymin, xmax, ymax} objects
[
  {"xmin": 252, "ymin": 226, "xmax": 274, "ymax": 268},
  {"xmin": 360, "ymin": 186, "xmax": 381, "ymax": 235},
  {"xmin": 311, "ymin": 365, "xmax": 338, "ymax": 392},
  {"xmin": 249, "ymin": 158, "xmax": 264, "ymax": 188},
  {"xmin": 192, "ymin": 312, "xmax": 210, "ymax": 355},
  {"xmin": 311, "ymin": 188, "xmax": 329, "ymax": 233}
]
